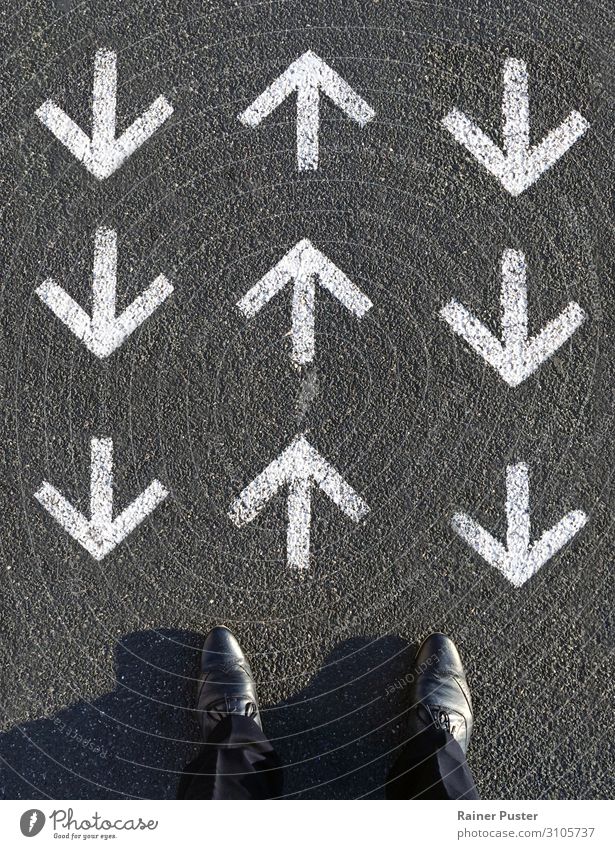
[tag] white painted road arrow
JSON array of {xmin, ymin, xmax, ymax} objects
[
  {"xmin": 36, "ymin": 49, "xmax": 173, "ymax": 180},
  {"xmin": 237, "ymin": 238, "xmax": 372, "ymax": 365},
  {"xmin": 34, "ymin": 438, "xmax": 168, "ymax": 560},
  {"xmin": 442, "ymin": 58, "xmax": 589, "ymax": 195},
  {"xmin": 239, "ymin": 50, "xmax": 375, "ymax": 170},
  {"xmin": 440, "ymin": 249, "xmax": 585, "ymax": 387},
  {"xmin": 229, "ymin": 435, "xmax": 369, "ymax": 570},
  {"xmin": 36, "ymin": 227, "xmax": 174, "ymax": 359},
  {"xmin": 451, "ymin": 463, "xmax": 587, "ymax": 587}
]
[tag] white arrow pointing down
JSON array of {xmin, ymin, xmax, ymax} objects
[
  {"xmin": 36, "ymin": 227, "xmax": 173, "ymax": 358},
  {"xmin": 451, "ymin": 463, "xmax": 587, "ymax": 587},
  {"xmin": 229, "ymin": 435, "xmax": 369, "ymax": 570},
  {"xmin": 36, "ymin": 49, "xmax": 173, "ymax": 180},
  {"xmin": 440, "ymin": 249, "xmax": 585, "ymax": 387},
  {"xmin": 442, "ymin": 58, "xmax": 589, "ymax": 195},
  {"xmin": 34, "ymin": 438, "xmax": 168, "ymax": 560}
]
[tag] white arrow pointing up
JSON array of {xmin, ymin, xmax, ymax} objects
[
  {"xmin": 440, "ymin": 249, "xmax": 585, "ymax": 387},
  {"xmin": 36, "ymin": 49, "xmax": 173, "ymax": 180},
  {"xmin": 451, "ymin": 463, "xmax": 587, "ymax": 587},
  {"xmin": 237, "ymin": 238, "xmax": 372, "ymax": 365},
  {"xmin": 229, "ymin": 435, "xmax": 369, "ymax": 570},
  {"xmin": 34, "ymin": 437, "xmax": 168, "ymax": 560},
  {"xmin": 36, "ymin": 227, "xmax": 174, "ymax": 359},
  {"xmin": 442, "ymin": 58, "xmax": 589, "ymax": 195},
  {"xmin": 238, "ymin": 49, "xmax": 375, "ymax": 170}
]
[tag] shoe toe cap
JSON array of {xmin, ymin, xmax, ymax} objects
[
  {"xmin": 416, "ymin": 632, "xmax": 463, "ymax": 674},
  {"xmin": 202, "ymin": 626, "xmax": 245, "ymax": 664}
]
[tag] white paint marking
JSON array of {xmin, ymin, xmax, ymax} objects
[
  {"xmin": 440, "ymin": 249, "xmax": 585, "ymax": 387},
  {"xmin": 441, "ymin": 58, "xmax": 589, "ymax": 195},
  {"xmin": 451, "ymin": 462, "xmax": 587, "ymax": 587},
  {"xmin": 238, "ymin": 49, "xmax": 375, "ymax": 170},
  {"xmin": 237, "ymin": 238, "xmax": 372, "ymax": 365},
  {"xmin": 36, "ymin": 49, "xmax": 173, "ymax": 180},
  {"xmin": 36, "ymin": 227, "xmax": 174, "ymax": 358},
  {"xmin": 34, "ymin": 437, "xmax": 168, "ymax": 560},
  {"xmin": 229, "ymin": 434, "xmax": 369, "ymax": 570}
]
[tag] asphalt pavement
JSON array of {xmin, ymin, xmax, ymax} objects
[{"xmin": 1, "ymin": 0, "xmax": 614, "ymax": 798}]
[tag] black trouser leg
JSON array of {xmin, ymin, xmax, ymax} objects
[
  {"xmin": 177, "ymin": 715, "xmax": 283, "ymax": 799},
  {"xmin": 386, "ymin": 724, "xmax": 479, "ymax": 799}
]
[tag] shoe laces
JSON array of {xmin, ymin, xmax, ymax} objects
[
  {"xmin": 205, "ymin": 696, "xmax": 259, "ymax": 723},
  {"xmin": 418, "ymin": 702, "xmax": 457, "ymax": 734},
  {"xmin": 200, "ymin": 660, "xmax": 258, "ymax": 722}
]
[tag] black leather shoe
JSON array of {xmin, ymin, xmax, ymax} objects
[
  {"xmin": 407, "ymin": 633, "xmax": 473, "ymax": 753},
  {"xmin": 196, "ymin": 626, "xmax": 262, "ymax": 740}
]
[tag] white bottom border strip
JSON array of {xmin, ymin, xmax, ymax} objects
[{"xmin": 0, "ymin": 799, "xmax": 612, "ymax": 848}]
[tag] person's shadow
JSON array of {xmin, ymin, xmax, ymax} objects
[{"xmin": 0, "ymin": 629, "xmax": 416, "ymax": 799}]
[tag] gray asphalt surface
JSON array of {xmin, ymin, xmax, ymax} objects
[{"xmin": 1, "ymin": 0, "xmax": 614, "ymax": 799}]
